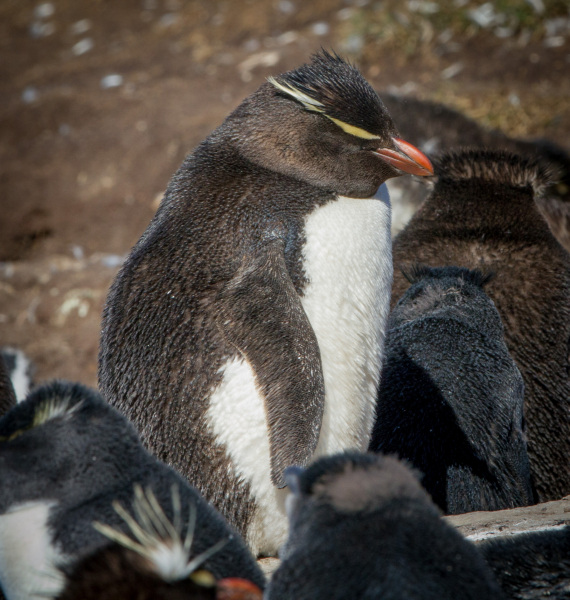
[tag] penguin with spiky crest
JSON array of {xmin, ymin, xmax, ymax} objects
[
  {"xmin": 56, "ymin": 485, "xmax": 264, "ymax": 600},
  {"xmin": 370, "ymin": 265, "xmax": 534, "ymax": 513},
  {"xmin": 391, "ymin": 149, "xmax": 570, "ymax": 502},
  {"xmin": 98, "ymin": 50, "xmax": 433, "ymax": 555},
  {"xmin": 0, "ymin": 381, "xmax": 264, "ymax": 600},
  {"xmin": 265, "ymin": 452, "xmax": 505, "ymax": 600}
]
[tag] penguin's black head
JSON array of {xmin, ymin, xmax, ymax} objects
[
  {"xmin": 221, "ymin": 51, "xmax": 433, "ymax": 197},
  {"xmin": 0, "ymin": 380, "xmax": 146, "ymax": 511}
]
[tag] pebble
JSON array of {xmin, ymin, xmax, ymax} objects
[
  {"xmin": 71, "ymin": 38, "xmax": 94, "ymax": 56},
  {"xmin": 22, "ymin": 86, "xmax": 39, "ymax": 104},
  {"xmin": 278, "ymin": 0, "xmax": 295, "ymax": 15},
  {"xmin": 29, "ymin": 21, "xmax": 55, "ymax": 38},
  {"xmin": 70, "ymin": 19, "xmax": 92, "ymax": 35},
  {"xmin": 311, "ymin": 22, "xmax": 329, "ymax": 36},
  {"xmin": 33, "ymin": 2, "xmax": 54, "ymax": 19},
  {"xmin": 100, "ymin": 74, "xmax": 124, "ymax": 89},
  {"xmin": 441, "ymin": 61, "xmax": 464, "ymax": 79}
]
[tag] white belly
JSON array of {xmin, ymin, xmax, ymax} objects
[
  {"xmin": 206, "ymin": 186, "xmax": 392, "ymax": 557},
  {"xmin": 0, "ymin": 501, "xmax": 66, "ymax": 600},
  {"xmin": 301, "ymin": 188, "xmax": 392, "ymax": 455}
]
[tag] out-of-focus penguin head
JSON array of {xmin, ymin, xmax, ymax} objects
[{"xmin": 0, "ymin": 380, "xmax": 143, "ymax": 512}]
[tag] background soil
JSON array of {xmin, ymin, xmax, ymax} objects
[{"xmin": 1, "ymin": 0, "xmax": 569, "ymax": 389}]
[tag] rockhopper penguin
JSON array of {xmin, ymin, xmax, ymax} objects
[
  {"xmin": 265, "ymin": 452, "xmax": 504, "ymax": 600},
  {"xmin": 0, "ymin": 381, "xmax": 264, "ymax": 600},
  {"xmin": 370, "ymin": 265, "xmax": 533, "ymax": 514},
  {"xmin": 391, "ymin": 149, "xmax": 570, "ymax": 503},
  {"xmin": 98, "ymin": 50, "xmax": 433, "ymax": 556}
]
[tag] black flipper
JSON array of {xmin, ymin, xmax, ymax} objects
[{"xmin": 216, "ymin": 237, "xmax": 324, "ymax": 488}]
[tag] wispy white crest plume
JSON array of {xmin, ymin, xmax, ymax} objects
[
  {"xmin": 33, "ymin": 395, "xmax": 83, "ymax": 428},
  {"xmin": 267, "ymin": 76, "xmax": 325, "ymax": 113},
  {"xmin": 94, "ymin": 484, "xmax": 230, "ymax": 582}
]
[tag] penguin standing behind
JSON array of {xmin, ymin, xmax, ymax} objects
[
  {"xmin": 98, "ymin": 51, "xmax": 433, "ymax": 555},
  {"xmin": 370, "ymin": 265, "xmax": 534, "ymax": 513},
  {"xmin": 380, "ymin": 93, "xmax": 570, "ymax": 249},
  {"xmin": 0, "ymin": 381, "xmax": 264, "ymax": 600},
  {"xmin": 265, "ymin": 452, "xmax": 505, "ymax": 600},
  {"xmin": 391, "ymin": 150, "xmax": 570, "ymax": 502}
]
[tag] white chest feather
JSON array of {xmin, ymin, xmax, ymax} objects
[
  {"xmin": 0, "ymin": 501, "xmax": 66, "ymax": 600},
  {"xmin": 206, "ymin": 185, "xmax": 392, "ymax": 556},
  {"xmin": 301, "ymin": 188, "xmax": 393, "ymax": 453}
]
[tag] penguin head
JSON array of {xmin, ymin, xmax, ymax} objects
[
  {"xmin": 57, "ymin": 484, "xmax": 263, "ymax": 600},
  {"xmin": 0, "ymin": 380, "xmax": 145, "ymax": 511},
  {"xmin": 222, "ymin": 50, "xmax": 433, "ymax": 198}
]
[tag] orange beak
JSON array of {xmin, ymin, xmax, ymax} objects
[
  {"xmin": 217, "ymin": 578, "xmax": 263, "ymax": 600},
  {"xmin": 375, "ymin": 137, "xmax": 434, "ymax": 177}
]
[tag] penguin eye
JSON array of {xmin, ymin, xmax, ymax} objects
[{"xmin": 189, "ymin": 569, "xmax": 216, "ymax": 586}]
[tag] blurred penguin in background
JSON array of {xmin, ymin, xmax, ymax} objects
[
  {"xmin": 479, "ymin": 525, "xmax": 570, "ymax": 600},
  {"xmin": 380, "ymin": 93, "xmax": 570, "ymax": 250},
  {"xmin": 391, "ymin": 149, "xmax": 570, "ymax": 503},
  {"xmin": 0, "ymin": 381, "xmax": 264, "ymax": 600}
]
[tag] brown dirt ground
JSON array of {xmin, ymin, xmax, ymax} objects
[{"xmin": 1, "ymin": 0, "xmax": 569, "ymax": 388}]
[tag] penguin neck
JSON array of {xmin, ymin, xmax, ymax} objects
[{"xmin": 300, "ymin": 184, "xmax": 393, "ymax": 454}]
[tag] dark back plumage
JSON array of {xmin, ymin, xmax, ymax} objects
[
  {"xmin": 391, "ymin": 149, "xmax": 570, "ymax": 502},
  {"xmin": 266, "ymin": 452, "xmax": 504, "ymax": 600},
  {"xmin": 480, "ymin": 525, "xmax": 570, "ymax": 600},
  {"xmin": 370, "ymin": 265, "xmax": 534, "ymax": 513}
]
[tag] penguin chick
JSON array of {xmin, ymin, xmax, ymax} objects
[
  {"xmin": 380, "ymin": 93, "xmax": 570, "ymax": 249},
  {"xmin": 0, "ymin": 380, "xmax": 264, "ymax": 600},
  {"xmin": 479, "ymin": 525, "xmax": 570, "ymax": 600},
  {"xmin": 265, "ymin": 452, "xmax": 505, "ymax": 600},
  {"xmin": 370, "ymin": 265, "xmax": 534, "ymax": 514},
  {"xmin": 391, "ymin": 149, "xmax": 570, "ymax": 503},
  {"xmin": 98, "ymin": 50, "xmax": 433, "ymax": 556},
  {"xmin": 56, "ymin": 487, "xmax": 263, "ymax": 600}
]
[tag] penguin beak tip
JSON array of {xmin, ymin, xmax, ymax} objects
[{"xmin": 375, "ymin": 137, "xmax": 434, "ymax": 177}]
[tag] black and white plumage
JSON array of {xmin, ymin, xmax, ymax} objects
[
  {"xmin": 369, "ymin": 265, "xmax": 534, "ymax": 513},
  {"xmin": 0, "ymin": 347, "xmax": 34, "ymax": 406},
  {"xmin": 56, "ymin": 485, "xmax": 264, "ymax": 600},
  {"xmin": 98, "ymin": 50, "xmax": 433, "ymax": 555},
  {"xmin": 265, "ymin": 452, "xmax": 504, "ymax": 600},
  {"xmin": 391, "ymin": 149, "xmax": 570, "ymax": 503},
  {"xmin": 0, "ymin": 381, "xmax": 264, "ymax": 600}
]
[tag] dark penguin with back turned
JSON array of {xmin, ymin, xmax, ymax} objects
[
  {"xmin": 0, "ymin": 380, "xmax": 264, "ymax": 600},
  {"xmin": 265, "ymin": 452, "xmax": 504, "ymax": 600},
  {"xmin": 391, "ymin": 149, "xmax": 570, "ymax": 503},
  {"xmin": 98, "ymin": 50, "xmax": 433, "ymax": 556},
  {"xmin": 370, "ymin": 265, "xmax": 534, "ymax": 513}
]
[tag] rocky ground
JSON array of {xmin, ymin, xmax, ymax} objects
[{"xmin": 1, "ymin": 0, "xmax": 569, "ymax": 388}]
